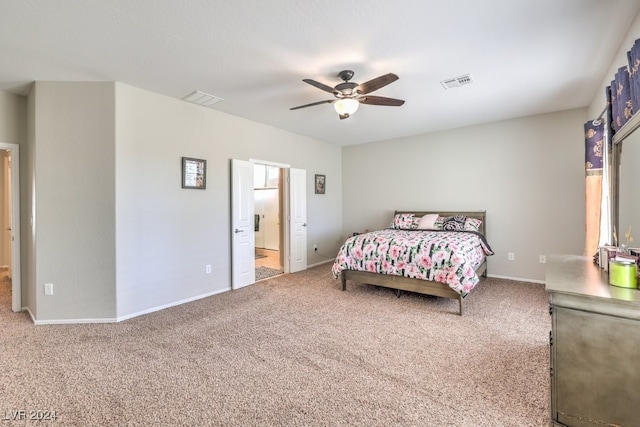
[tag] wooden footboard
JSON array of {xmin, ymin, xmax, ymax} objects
[{"xmin": 341, "ymin": 259, "xmax": 487, "ymax": 316}]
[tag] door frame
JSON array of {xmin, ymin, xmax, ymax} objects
[
  {"xmin": 250, "ymin": 159, "xmax": 292, "ymax": 273},
  {"xmin": 0, "ymin": 142, "xmax": 21, "ymax": 312}
]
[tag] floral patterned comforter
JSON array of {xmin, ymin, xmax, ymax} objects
[{"xmin": 331, "ymin": 229, "xmax": 494, "ymax": 296}]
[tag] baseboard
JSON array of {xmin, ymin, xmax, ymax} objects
[
  {"xmin": 23, "ymin": 306, "xmax": 99, "ymax": 326},
  {"xmin": 486, "ymin": 273, "xmax": 545, "ymax": 285},
  {"xmin": 23, "ymin": 272, "xmax": 538, "ymax": 325},
  {"xmin": 24, "ymin": 307, "xmax": 35, "ymax": 323},
  {"xmin": 33, "ymin": 317, "xmax": 118, "ymax": 325},
  {"xmin": 25, "ymin": 288, "xmax": 231, "ymax": 325},
  {"xmin": 116, "ymin": 288, "xmax": 230, "ymax": 322},
  {"xmin": 307, "ymin": 258, "xmax": 334, "ymax": 268},
  {"xmin": 25, "ymin": 304, "xmax": 119, "ymax": 325}
]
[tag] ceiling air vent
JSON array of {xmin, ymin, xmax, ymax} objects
[
  {"xmin": 440, "ymin": 74, "xmax": 474, "ymax": 90},
  {"xmin": 182, "ymin": 91, "xmax": 224, "ymax": 107}
]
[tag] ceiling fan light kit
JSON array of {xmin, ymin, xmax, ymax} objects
[
  {"xmin": 291, "ymin": 70, "xmax": 405, "ymax": 119},
  {"xmin": 334, "ymin": 98, "xmax": 359, "ymax": 117}
]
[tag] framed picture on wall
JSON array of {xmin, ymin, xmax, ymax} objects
[
  {"xmin": 182, "ymin": 157, "xmax": 207, "ymax": 189},
  {"xmin": 315, "ymin": 174, "xmax": 326, "ymax": 194}
]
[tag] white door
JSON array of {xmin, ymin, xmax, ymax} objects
[
  {"xmin": 231, "ymin": 159, "xmax": 255, "ymax": 289},
  {"xmin": 289, "ymin": 168, "xmax": 307, "ymax": 273}
]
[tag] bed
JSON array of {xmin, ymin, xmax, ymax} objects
[{"xmin": 332, "ymin": 211, "xmax": 493, "ymax": 315}]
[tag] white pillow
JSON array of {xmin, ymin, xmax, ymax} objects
[{"xmin": 417, "ymin": 214, "xmax": 439, "ymax": 229}]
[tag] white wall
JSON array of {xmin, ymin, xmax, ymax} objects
[
  {"xmin": 342, "ymin": 108, "xmax": 587, "ymax": 282},
  {"xmin": 115, "ymin": 83, "xmax": 342, "ymax": 319},
  {"xmin": 31, "ymin": 82, "xmax": 117, "ymax": 321},
  {"xmin": 14, "ymin": 81, "xmax": 343, "ymax": 322},
  {"xmin": 12, "ymin": 75, "xmax": 593, "ymax": 318},
  {"xmin": 0, "ymin": 90, "xmax": 25, "ymax": 141}
]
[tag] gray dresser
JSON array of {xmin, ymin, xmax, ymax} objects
[{"xmin": 546, "ymin": 254, "xmax": 640, "ymax": 426}]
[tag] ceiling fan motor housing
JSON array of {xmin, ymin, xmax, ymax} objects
[
  {"xmin": 336, "ymin": 70, "xmax": 358, "ymax": 96},
  {"xmin": 335, "ymin": 81, "xmax": 358, "ymax": 95}
]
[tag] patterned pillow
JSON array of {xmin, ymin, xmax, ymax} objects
[
  {"xmin": 416, "ymin": 214, "xmax": 439, "ymax": 230},
  {"xmin": 390, "ymin": 213, "xmax": 418, "ymax": 230},
  {"xmin": 433, "ymin": 216, "xmax": 445, "ymax": 230},
  {"xmin": 464, "ymin": 217, "xmax": 482, "ymax": 232},
  {"xmin": 442, "ymin": 215, "xmax": 467, "ymax": 231}
]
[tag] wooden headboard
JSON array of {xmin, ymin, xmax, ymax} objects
[{"xmin": 394, "ymin": 210, "xmax": 487, "ymax": 237}]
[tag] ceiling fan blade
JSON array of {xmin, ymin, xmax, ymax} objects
[
  {"xmin": 359, "ymin": 96, "xmax": 405, "ymax": 106},
  {"xmin": 355, "ymin": 73, "xmax": 399, "ymax": 94},
  {"xmin": 290, "ymin": 99, "xmax": 334, "ymax": 110},
  {"xmin": 303, "ymin": 79, "xmax": 338, "ymax": 94}
]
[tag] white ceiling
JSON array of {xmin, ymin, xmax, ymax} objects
[{"xmin": 1, "ymin": 0, "xmax": 639, "ymax": 146}]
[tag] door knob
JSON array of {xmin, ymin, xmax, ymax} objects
[{"xmin": 234, "ymin": 228, "xmax": 244, "ymax": 233}]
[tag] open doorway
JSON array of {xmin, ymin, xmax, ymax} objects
[
  {"xmin": 253, "ymin": 163, "xmax": 284, "ymax": 280},
  {"xmin": 231, "ymin": 159, "xmax": 307, "ymax": 289},
  {"xmin": 0, "ymin": 143, "xmax": 21, "ymax": 312}
]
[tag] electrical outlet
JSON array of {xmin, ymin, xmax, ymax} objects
[
  {"xmin": 508, "ymin": 252, "xmax": 515, "ymax": 261},
  {"xmin": 205, "ymin": 264, "xmax": 211, "ymax": 274},
  {"xmin": 539, "ymin": 255, "xmax": 546, "ymax": 264},
  {"xmin": 44, "ymin": 283, "xmax": 54, "ymax": 295}
]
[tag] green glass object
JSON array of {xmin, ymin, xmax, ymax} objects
[{"xmin": 609, "ymin": 259, "xmax": 638, "ymax": 289}]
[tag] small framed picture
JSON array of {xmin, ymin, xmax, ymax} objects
[
  {"xmin": 315, "ymin": 174, "xmax": 326, "ymax": 194},
  {"xmin": 182, "ymin": 157, "xmax": 207, "ymax": 189}
]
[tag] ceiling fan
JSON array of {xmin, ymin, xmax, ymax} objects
[{"xmin": 290, "ymin": 70, "xmax": 405, "ymax": 120}]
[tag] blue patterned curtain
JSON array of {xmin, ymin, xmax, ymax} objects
[
  {"xmin": 628, "ymin": 40, "xmax": 640, "ymax": 116},
  {"xmin": 584, "ymin": 39, "xmax": 640, "ymax": 255},
  {"xmin": 614, "ymin": 66, "xmax": 633, "ymax": 130},
  {"xmin": 588, "ymin": 38, "xmax": 640, "ymax": 253}
]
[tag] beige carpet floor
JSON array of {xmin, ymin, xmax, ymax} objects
[{"xmin": 0, "ymin": 265, "xmax": 550, "ymax": 426}]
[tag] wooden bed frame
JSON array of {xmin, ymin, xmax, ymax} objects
[{"xmin": 340, "ymin": 211, "xmax": 488, "ymax": 316}]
